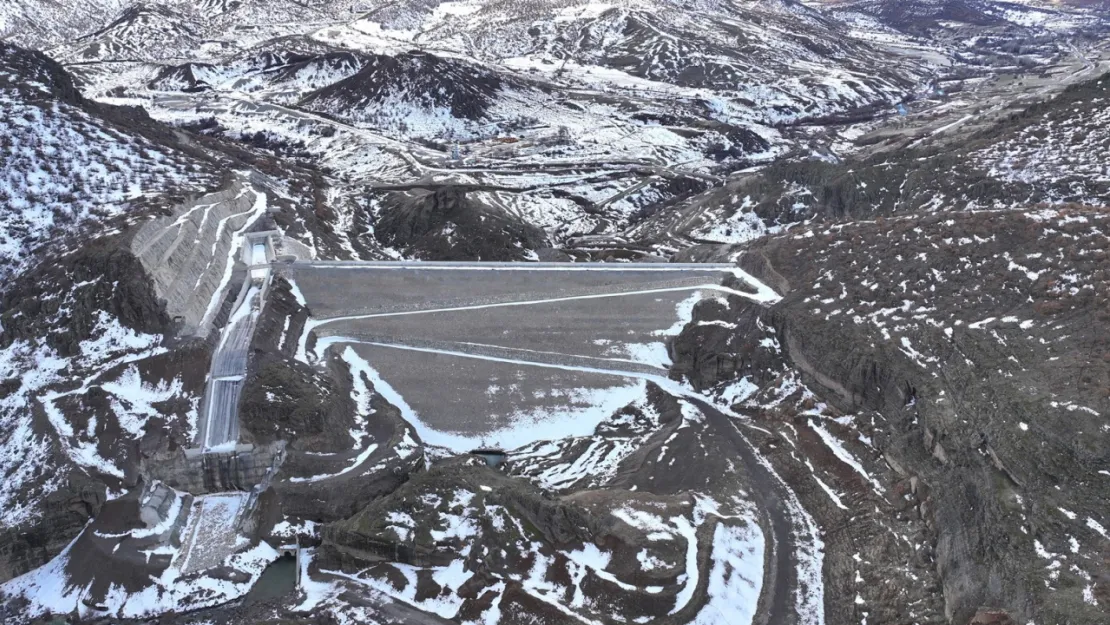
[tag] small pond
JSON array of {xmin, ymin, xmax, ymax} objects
[{"xmin": 244, "ymin": 553, "xmax": 297, "ymax": 605}]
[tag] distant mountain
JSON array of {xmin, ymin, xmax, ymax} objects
[
  {"xmin": 826, "ymin": 0, "xmax": 1104, "ymax": 33},
  {"xmin": 644, "ymin": 70, "xmax": 1110, "ymax": 245},
  {"xmin": 0, "ymin": 0, "xmax": 132, "ymax": 48},
  {"xmin": 300, "ymin": 51, "xmax": 516, "ymax": 131}
]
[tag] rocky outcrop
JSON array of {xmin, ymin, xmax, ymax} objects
[
  {"xmin": 373, "ymin": 186, "xmax": 548, "ymax": 261},
  {"xmin": 671, "ymin": 208, "xmax": 1110, "ymax": 624},
  {"xmin": 239, "ymin": 275, "xmax": 358, "ymax": 452},
  {"xmin": 0, "ymin": 41, "xmax": 84, "ymax": 105},
  {"xmin": 300, "ymin": 51, "xmax": 510, "ymax": 123},
  {"xmin": 316, "ymin": 456, "xmax": 713, "ymax": 625},
  {"xmin": 319, "ymin": 458, "xmax": 611, "ymax": 568},
  {"xmin": 0, "ymin": 240, "xmax": 171, "ymax": 354},
  {"xmin": 272, "ymin": 389, "xmax": 423, "ymax": 524},
  {"xmin": 669, "ymin": 295, "xmax": 788, "ymax": 391},
  {"xmin": 0, "ymin": 237, "xmax": 173, "ymax": 582},
  {"xmin": 0, "ymin": 472, "xmax": 106, "ymax": 583}
]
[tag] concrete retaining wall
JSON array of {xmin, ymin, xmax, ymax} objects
[{"xmin": 141, "ymin": 442, "xmax": 286, "ymax": 495}]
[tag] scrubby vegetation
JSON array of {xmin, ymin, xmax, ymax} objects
[{"xmin": 0, "ymin": 43, "xmax": 215, "ymax": 281}]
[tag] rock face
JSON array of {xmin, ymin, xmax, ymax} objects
[
  {"xmin": 239, "ymin": 275, "xmax": 357, "ymax": 453},
  {"xmin": 0, "ymin": 41, "xmax": 83, "ymax": 105},
  {"xmin": 239, "ymin": 359, "xmax": 348, "ymax": 446},
  {"xmin": 373, "ymin": 186, "xmax": 549, "ymax": 261},
  {"xmin": 672, "ymin": 208, "xmax": 1110, "ymax": 624},
  {"xmin": 0, "ymin": 241, "xmax": 171, "ymax": 354},
  {"xmin": 668, "ymin": 295, "xmax": 786, "ymax": 392},
  {"xmin": 0, "ymin": 473, "xmax": 107, "ymax": 584},
  {"xmin": 1, "ymin": 41, "xmax": 222, "ymax": 282}
]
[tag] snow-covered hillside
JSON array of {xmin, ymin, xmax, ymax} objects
[
  {"xmin": 0, "ymin": 44, "xmax": 223, "ymax": 573},
  {"xmin": 0, "ymin": 0, "xmax": 363, "ymax": 52},
  {"xmin": 826, "ymin": 0, "xmax": 1104, "ymax": 32},
  {"xmin": 19, "ymin": 1, "xmax": 945, "ymax": 132},
  {"xmin": 0, "ymin": 1, "xmax": 962, "ymax": 252},
  {"xmin": 1, "ymin": 2, "xmax": 1109, "ymax": 624},
  {"xmin": 0, "ymin": 43, "xmax": 216, "ymax": 280}
]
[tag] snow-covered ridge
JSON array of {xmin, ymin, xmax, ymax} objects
[{"xmin": 0, "ymin": 43, "xmax": 215, "ymax": 282}]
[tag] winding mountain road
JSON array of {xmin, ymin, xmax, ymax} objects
[{"xmin": 693, "ymin": 398, "xmax": 817, "ymax": 625}]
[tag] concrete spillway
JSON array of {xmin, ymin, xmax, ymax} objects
[
  {"xmin": 201, "ymin": 282, "xmax": 261, "ymax": 449},
  {"xmin": 131, "ymin": 172, "xmax": 281, "ymax": 451},
  {"xmin": 123, "ymin": 180, "xmax": 289, "ymax": 604},
  {"xmin": 198, "ymin": 245, "xmax": 272, "ymax": 450},
  {"xmin": 135, "ymin": 170, "xmax": 280, "ymax": 452}
]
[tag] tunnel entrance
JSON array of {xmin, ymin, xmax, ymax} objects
[{"xmin": 471, "ymin": 448, "xmax": 507, "ymax": 468}]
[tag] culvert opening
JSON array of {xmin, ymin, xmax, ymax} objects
[{"xmin": 470, "ymin": 448, "xmax": 507, "ymax": 468}]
